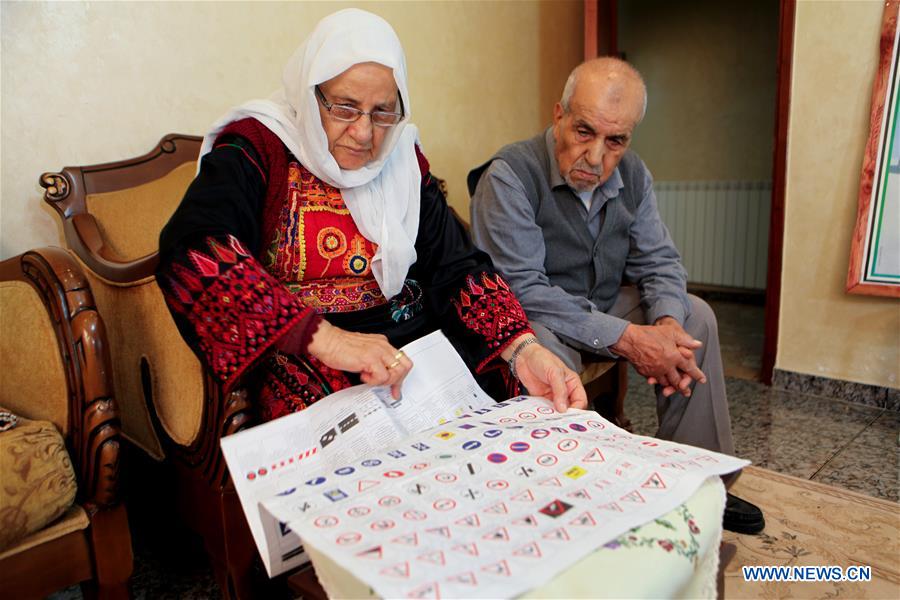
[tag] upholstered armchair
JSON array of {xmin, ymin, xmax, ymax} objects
[
  {"xmin": 0, "ymin": 247, "xmax": 132, "ymax": 599},
  {"xmin": 40, "ymin": 136, "xmax": 263, "ymax": 598}
]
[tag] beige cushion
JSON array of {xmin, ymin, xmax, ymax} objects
[
  {"xmin": 0, "ymin": 411, "xmax": 77, "ymax": 551},
  {"xmin": 85, "ymin": 161, "xmax": 197, "ymax": 261},
  {"xmin": 0, "ymin": 281, "xmax": 69, "ymax": 433},
  {"xmin": 78, "ymin": 262, "xmax": 204, "ymax": 456},
  {"xmin": 0, "ymin": 505, "xmax": 88, "ymax": 560}
]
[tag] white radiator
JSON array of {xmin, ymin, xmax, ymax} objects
[{"xmin": 655, "ymin": 180, "xmax": 771, "ymax": 290}]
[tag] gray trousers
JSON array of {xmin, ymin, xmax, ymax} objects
[{"xmin": 531, "ymin": 287, "xmax": 735, "ymax": 457}]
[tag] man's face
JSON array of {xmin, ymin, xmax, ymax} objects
[
  {"xmin": 552, "ymin": 73, "xmax": 643, "ymax": 193},
  {"xmin": 317, "ymin": 62, "xmax": 399, "ymax": 170}
]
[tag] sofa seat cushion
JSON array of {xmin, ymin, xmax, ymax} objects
[
  {"xmin": 0, "ymin": 505, "xmax": 89, "ymax": 561},
  {"xmin": 0, "ymin": 410, "xmax": 77, "ymax": 551}
]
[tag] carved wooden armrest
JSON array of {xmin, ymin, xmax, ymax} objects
[
  {"xmin": 38, "ymin": 133, "xmax": 203, "ymax": 284},
  {"xmin": 1, "ymin": 248, "xmax": 124, "ymax": 509},
  {"xmin": 170, "ymin": 376, "xmax": 259, "ymax": 491},
  {"xmin": 66, "ymin": 213, "xmax": 159, "ymax": 282},
  {"xmin": 39, "ymin": 169, "xmax": 159, "ymax": 283}
]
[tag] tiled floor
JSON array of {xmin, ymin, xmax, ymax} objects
[
  {"xmin": 623, "ymin": 368, "xmax": 899, "ymax": 503},
  {"xmin": 627, "ymin": 297, "xmax": 898, "ymax": 503},
  {"xmin": 709, "ymin": 299, "xmax": 765, "ymax": 382},
  {"xmin": 51, "ymin": 299, "xmax": 899, "ymax": 599}
]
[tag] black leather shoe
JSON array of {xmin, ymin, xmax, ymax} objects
[{"xmin": 724, "ymin": 493, "xmax": 765, "ymax": 534}]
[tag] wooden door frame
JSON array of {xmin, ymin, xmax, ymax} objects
[
  {"xmin": 761, "ymin": 0, "xmax": 795, "ymax": 385},
  {"xmin": 584, "ymin": 0, "xmax": 795, "ymax": 385}
]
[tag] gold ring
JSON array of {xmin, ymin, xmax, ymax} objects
[
  {"xmin": 394, "ymin": 351, "xmax": 406, "ymax": 360},
  {"xmin": 386, "ymin": 360, "xmax": 401, "ymax": 370}
]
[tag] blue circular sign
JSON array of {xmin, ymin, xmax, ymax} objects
[
  {"xmin": 361, "ymin": 459, "xmax": 382, "ymax": 467},
  {"xmin": 305, "ymin": 476, "xmax": 327, "ymax": 486},
  {"xmin": 569, "ymin": 423, "xmax": 587, "ymax": 432},
  {"xmin": 334, "ymin": 466, "xmax": 355, "ymax": 476},
  {"xmin": 483, "ymin": 429, "xmax": 503, "ymax": 438},
  {"xmin": 487, "ymin": 453, "xmax": 508, "ymax": 464},
  {"xmin": 462, "ymin": 440, "xmax": 482, "ymax": 451},
  {"xmin": 510, "ymin": 441, "xmax": 530, "ymax": 452}
]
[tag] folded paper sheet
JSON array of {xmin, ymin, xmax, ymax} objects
[
  {"xmin": 222, "ymin": 331, "xmax": 748, "ymax": 596},
  {"xmin": 261, "ymin": 403, "xmax": 746, "ymax": 599}
]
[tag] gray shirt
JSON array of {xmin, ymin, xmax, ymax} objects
[{"xmin": 469, "ymin": 128, "xmax": 690, "ymax": 358}]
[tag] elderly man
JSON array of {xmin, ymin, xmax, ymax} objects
[{"xmin": 468, "ymin": 57, "xmax": 764, "ymax": 534}]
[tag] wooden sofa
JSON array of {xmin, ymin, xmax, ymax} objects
[{"xmin": 0, "ymin": 248, "xmax": 132, "ymax": 599}]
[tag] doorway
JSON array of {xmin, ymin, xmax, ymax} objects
[{"xmin": 585, "ymin": 0, "xmax": 794, "ymax": 384}]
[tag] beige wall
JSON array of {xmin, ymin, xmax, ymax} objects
[
  {"xmin": 0, "ymin": 0, "xmax": 582, "ymax": 260},
  {"xmin": 779, "ymin": 0, "xmax": 899, "ymax": 388},
  {"xmin": 618, "ymin": 0, "xmax": 779, "ymax": 181}
]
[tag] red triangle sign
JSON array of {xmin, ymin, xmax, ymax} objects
[
  {"xmin": 406, "ymin": 581, "xmax": 440, "ymax": 598},
  {"xmin": 621, "ymin": 490, "xmax": 646, "ymax": 503},
  {"xmin": 483, "ymin": 501, "xmax": 508, "ymax": 515},
  {"xmin": 598, "ymin": 501, "xmax": 623, "ymax": 512},
  {"xmin": 583, "ymin": 447, "xmax": 606, "ymax": 462},
  {"xmin": 542, "ymin": 527, "xmax": 570, "ymax": 541},
  {"xmin": 380, "ymin": 561, "xmax": 410, "ymax": 578},
  {"xmin": 480, "ymin": 559, "xmax": 511, "ymax": 576},
  {"xmin": 567, "ymin": 488, "xmax": 591, "ymax": 500},
  {"xmin": 642, "ymin": 472, "xmax": 667, "ymax": 489},
  {"xmin": 358, "ymin": 480, "xmax": 380, "ymax": 492},
  {"xmin": 455, "ymin": 513, "xmax": 481, "ymax": 527},
  {"xmin": 451, "ymin": 542, "xmax": 479, "ymax": 557},
  {"xmin": 356, "ymin": 545, "xmax": 383, "ymax": 559},
  {"xmin": 426, "ymin": 526, "xmax": 451, "ymax": 538},
  {"xmin": 569, "ymin": 511, "xmax": 597, "ymax": 527},
  {"xmin": 417, "ymin": 550, "xmax": 446, "ymax": 566},
  {"xmin": 482, "ymin": 527, "xmax": 510, "ymax": 542},
  {"xmin": 539, "ymin": 477, "xmax": 562, "ymax": 487},
  {"xmin": 391, "ymin": 533, "xmax": 419, "ymax": 546},
  {"xmin": 512, "ymin": 541, "xmax": 543, "ymax": 558},
  {"xmin": 511, "ymin": 514, "xmax": 539, "ymax": 527},
  {"xmin": 511, "ymin": 489, "xmax": 535, "ymax": 502},
  {"xmin": 446, "ymin": 571, "xmax": 477, "ymax": 586}
]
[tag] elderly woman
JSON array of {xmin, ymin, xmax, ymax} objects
[{"xmin": 158, "ymin": 9, "xmax": 586, "ymax": 422}]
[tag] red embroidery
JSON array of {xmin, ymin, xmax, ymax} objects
[
  {"xmin": 258, "ymin": 352, "xmax": 352, "ymax": 421},
  {"xmin": 453, "ymin": 273, "xmax": 533, "ymax": 372},
  {"xmin": 164, "ymin": 235, "xmax": 313, "ymax": 389},
  {"xmin": 286, "ymin": 277, "xmax": 386, "ymax": 314},
  {"xmin": 265, "ymin": 163, "xmax": 383, "ymax": 313},
  {"xmin": 267, "ymin": 163, "xmax": 378, "ymax": 283}
]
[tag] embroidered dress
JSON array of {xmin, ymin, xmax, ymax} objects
[{"xmin": 159, "ymin": 118, "xmax": 531, "ymax": 421}]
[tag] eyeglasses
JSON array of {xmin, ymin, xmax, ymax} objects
[{"xmin": 315, "ymin": 86, "xmax": 404, "ymax": 127}]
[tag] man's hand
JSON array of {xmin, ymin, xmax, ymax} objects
[
  {"xmin": 611, "ymin": 319, "xmax": 705, "ymax": 397},
  {"xmin": 502, "ymin": 335, "xmax": 588, "ymax": 413}
]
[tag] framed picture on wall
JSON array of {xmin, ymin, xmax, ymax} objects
[{"xmin": 848, "ymin": 0, "xmax": 900, "ymax": 297}]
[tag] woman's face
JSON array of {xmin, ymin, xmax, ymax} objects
[{"xmin": 316, "ymin": 62, "xmax": 400, "ymax": 170}]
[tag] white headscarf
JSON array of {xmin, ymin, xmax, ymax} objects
[{"xmin": 199, "ymin": 9, "xmax": 420, "ymax": 299}]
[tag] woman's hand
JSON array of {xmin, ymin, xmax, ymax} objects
[
  {"xmin": 503, "ymin": 335, "xmax": 588, "ymax": 413},
  {"xmin": 307, "ymin": 320, "xmax": 413, "ymax": 399}
]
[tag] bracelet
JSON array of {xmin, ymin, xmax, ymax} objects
[
  {"xmin": 507, "ymin": 337, "xmax": 538, "ymax": 380},
  {"xmin": 0, "ymin": 410, "xmax": 18, "ymax": 432}
]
